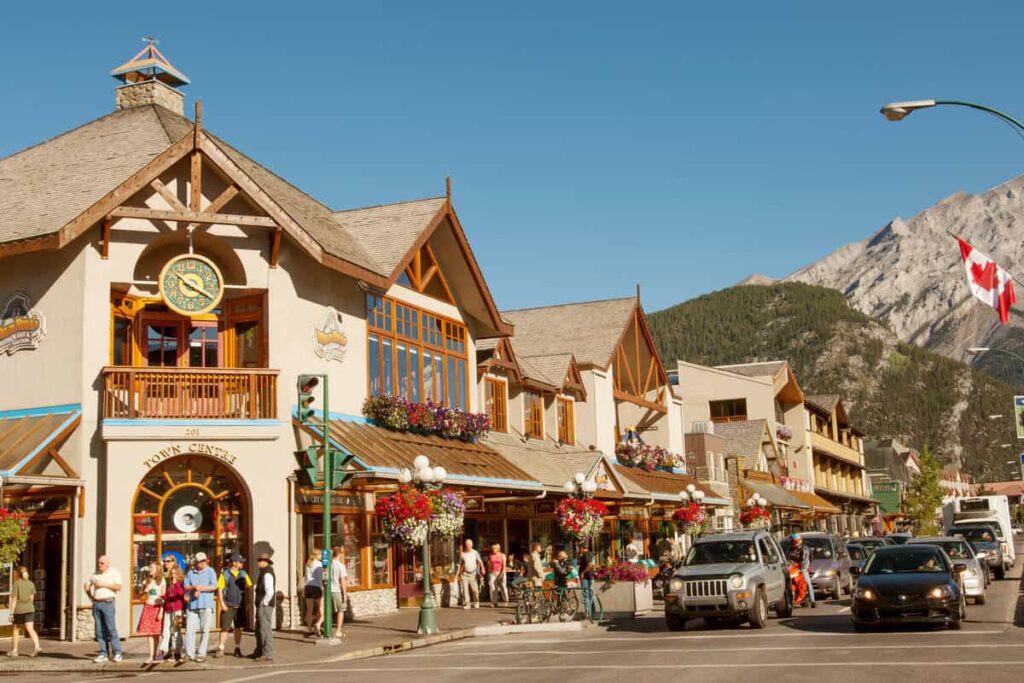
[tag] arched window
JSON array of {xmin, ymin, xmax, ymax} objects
[{"xmin": 130, "ymin": 456, "xmax": 248, "ymax": 632}]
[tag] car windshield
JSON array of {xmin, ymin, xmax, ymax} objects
[
  {"xmin": 685, "ymin": 541, "xmax": 757, "ymax": 565},
  {"xmin": 803, "ymin": 537, "xmax": 833, "ymax": 559},
  {"xmin": 847, "ymin": 546, "xmax": 866, "ymax": 561},
  {"xmin": 934, "ymin": 541, "xmax": 972, "ymax": 560},
  {"xmin": 863, "ymin": 548, "xmax": 949, "ymax": 575},
  {"xmin": 858, "ymin": 538, "xmax": 885, "ymax": 548},
  {"xmin": 955, "ymin": 528, "xmax": 995, "ymax": 544}
]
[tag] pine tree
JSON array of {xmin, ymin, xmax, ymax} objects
[{"xmin": 905, "ymin": 446, "xmax": 944, "ymax": 535}]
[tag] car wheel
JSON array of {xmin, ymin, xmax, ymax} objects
[
  {"xmin": 748, "ymin": 588, "xmax": 768, "ymax": 629},
  {"xmin": 948, "ymin": 597, "xmax": 966, "ymax": 630},
  {"xmin": 843, "ymin": 574, "xmax": 853, "ymax": 595},
  {"xmin": 665, "ymin": 612, "xmax": 687, "ymax": 632},
  {"xmin": 775, "ymin": 586, "xmax": 793, "ymax": 619},
  {"xmin": 830, "ymin": 579, "xmax": 841, "ymax": 601},
  {"xmin": 974, "ymin": 594, "xmax": 986, "ymax": 606}
]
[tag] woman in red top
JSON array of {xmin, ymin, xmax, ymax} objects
[
  {"xmin": 156, "ymin": 566, "xmax": 185, "ymax": 663},
  {"xmin": 487, "ymin": 543, "xmax": 509, "ymax": 607}
]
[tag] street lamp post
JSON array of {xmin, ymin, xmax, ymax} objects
[
  {"xmin": 880, "ymin": 100, "xmax": 1024, "ymax": 133},
  {"xmin": 968, "ymin": 347, "xmax": 1024, "ymax": 367},
  {"xmin": 562, "ymin": 473, "xmax": 598, "ymax": 553},
  {"xmin": 397, "ymin": 455, "xmax": 448, "ymax": 636}
]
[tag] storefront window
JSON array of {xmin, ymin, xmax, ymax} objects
[
  {"xmin": 131, "ymin": 456, "xmax": 247, "ymax": 634},
  {"xmin": 371, "ymin": 517, "xmax": 392, "ymax": 586},
  {"xmin": 531, "ymin": 520, "xmax": 556, "ymax": 561},
  {"xmin": 341, "ymin": 515, "xmax": 365, "ymax": 588}
]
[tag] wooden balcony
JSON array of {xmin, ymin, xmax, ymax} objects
[
  {"xmin": 102, "ymin": 367, "xmax": 279, "ymax": 420},
  {"xmin": 809, "ymin": 430, "xmax": 863, "ymax": 468}
]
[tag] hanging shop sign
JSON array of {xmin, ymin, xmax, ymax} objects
[
  {"xmin": 142, "ymin": 443, "xmax": 238, "ymax": 470},
  {"xmin": 297, "ymin": 491, "xmax": 366, "ymax": 509},
  {"xmin": 313, "ymin": 306, "xmax": 348, "ymax": 363},
  {"xmin": 158, "ymin": 254, "xmax": 225, "ymax": 316},
  {"xmin": 0, "ymin": 293, "xmax": 46, "ymax": 356},
  {"xmin": 535, "ymin": 501, "xmax": 556, "ymax": 515}
]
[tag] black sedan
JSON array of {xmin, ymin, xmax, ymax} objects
[
  {"xmin": 851, "ymin": 545, "xmax": 966, "ymax": 631},
  {"xmin": 848, "ymin": 537, "xmax": 894, "ymax": 553}
]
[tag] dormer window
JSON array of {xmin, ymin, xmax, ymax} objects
[
  {"xmin": 557, "ymin": 397, "xmax": 575, "ymax": 445},
  {"xmin": 524, "ymin": 391, "xmax": 544, "ymax": 439},
  {"xmin": 485, "ymin": 378, "xmax": 508, "ymax": 432}
]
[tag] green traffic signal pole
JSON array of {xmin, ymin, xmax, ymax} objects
[{"xmin": 320, "ymin": 373, "xmax": 334, "ymax": 642}]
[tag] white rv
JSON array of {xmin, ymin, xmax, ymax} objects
[{"xmin": 943, "ymin": 496, "xmax": 1015, "ymax": 571}]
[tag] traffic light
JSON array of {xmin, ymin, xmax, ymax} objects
[
  {"xmin": 330, "ymin": 450, "xmax": 356, "ymax": 490},
  {"xmin": 297, "ymin": 375, "xmax": 320, "ymax": 424},
  {"xmin": 294, "ymin": 446, "xmax": 320, "ymax": 487}
]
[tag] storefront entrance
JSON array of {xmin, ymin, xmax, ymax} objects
[{"xmin": 131, "ymin": 455, "xmax": 249, "ymax": 633}]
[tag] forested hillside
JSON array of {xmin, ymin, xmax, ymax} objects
[{"xmin": 648, "ymin": 282, "xmax": 1017, "ymax": 480}]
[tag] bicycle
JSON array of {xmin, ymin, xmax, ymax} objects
[{"xmin": 512, "ymin": 583, "xmax": 550, "ymax": 624}]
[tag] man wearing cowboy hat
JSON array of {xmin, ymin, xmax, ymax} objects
[{"xmin": 252, "ymin": 553, "xmax": 276, "ymax": 662}]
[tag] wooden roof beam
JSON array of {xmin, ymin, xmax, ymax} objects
[{"xmin": 107, "ymin": 207, "xmax": 277, "ymax": 228}]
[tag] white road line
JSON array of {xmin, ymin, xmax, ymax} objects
[
  {"xmin": 396, "ymin": 643, "xmax": 1024, "ymax": 656},
  {"xmin": 449, "ymin": 628, "xmax": 1004, "ymax": 644},
  {"xmin": 837, "ymin": 606, "xmax": 851, "ymax": 614},
  {"xmin": 222, "ymin": 661, "xmax": 1024, "ymax": 680}
]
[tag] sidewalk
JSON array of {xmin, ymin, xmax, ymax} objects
[{"xmin": 1, "ymin": 604, "xmax": 518, "ymax": 674}]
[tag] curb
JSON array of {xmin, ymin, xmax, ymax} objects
[{"xmin": 472, "ymin": 621, "xmax": 585, "ymax": 636}]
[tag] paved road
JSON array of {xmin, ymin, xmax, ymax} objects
[{"xmin": 23, "ymin": 541, "xmax": 1024, "ymax": 683}]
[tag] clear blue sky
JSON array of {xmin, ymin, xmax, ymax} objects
[{"xmin": 3, "ymin": 1, "xmax": 1023, "ymax": 312}]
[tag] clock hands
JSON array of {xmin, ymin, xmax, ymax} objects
[{"xmin": 173, "ymin": 271, "xmax": 216, "ymax": 300}]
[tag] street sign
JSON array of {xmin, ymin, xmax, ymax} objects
[{"xmin": 321, "ymin": 547, "xmax": 332, "ymax": 567}]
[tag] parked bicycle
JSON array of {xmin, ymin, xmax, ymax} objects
[{"xmin": 512, "ymin": 584, "xmax": 602, "ymax": 624}]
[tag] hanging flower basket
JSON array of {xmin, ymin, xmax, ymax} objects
[
  {"xmin": 374, "ymin": 485, "xmax": 432, "ymax": 547},
  {"xmin": 672, "ymin": 502, "xmax": 707, "ymax": 535},
  {"xmin": 427, "ymin": 488, "xmax": 466, "ymax": 540},
  {"xmin": 0, "ymin": 507, "xmax": 29, "ymax": 566},
  {"xmin": 739, "ymin": 505, "xmax": 772, "ymax": 530},
  {"xmin": 556, "ymin": 498, "xmax": 608, "ymax": 542},
  {"xmin": 614, "ymin": 442, "xmax": 681, "ymax": 471},
  {"xmin": 363, "ymin": 396, "xmax": 490, "ymax": 441}
]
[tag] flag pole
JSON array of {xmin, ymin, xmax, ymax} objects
[{"xmin": 945, "ymin": 230, "xmax": 1024, "ymax": 289}]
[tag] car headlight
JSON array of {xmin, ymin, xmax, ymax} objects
[
  {"xmin": 669, "ymin": 578, "xmax": 685, "ymax": 593},
  {"xmin": 929, "ymin": 586, "xmax": 952, "ymax": 599},
  {"xmin": 822, "ymin": 569, "xmax": 835, "ymax": 577},
  {"xmin": 729, "ymin": 575, "xmax": 744, "ymax": 589},
  {"xmin": 854, "ymin": 587, "xmax": 875, "ymax": 601},
  {"xmin": 965, "ymin": 567, "xmax": 977, "ymax": 577}
]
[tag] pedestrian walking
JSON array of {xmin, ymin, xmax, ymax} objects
[
  {"xmin": 214, "ymin": 553, "xmax": 252, "ymax": 658},
  {"xmin": 552, "ymin": 550, "xmax": 570, "ymax": 588},
  {"xmin": 137, "ymin": 561, "xmax": 165, "ymax": 664},
  {"xmin": 330, "ymin": 547, "xmax": 349, "ymax": 638},
  {"xmin": 456, "ymin": 539, "xmax": 483, "ymax": 609},
  {"xmin": 6, "ymin": 566, "xmax": 41, "ymax": 657},
  {"xmin": 577, "ymin": 542, "xmax": 596, "ymax": 620},
  {"xmin": 252, "ymin": 553, "xmax": 276, "ymax": 662},
  {"xmin": 528, "ymin": 543, "xmax": 546, "ymax": 588},
  {"xmin": 487, "ymin": 543, "xmax": 509, "ymax": 607},
  {"xmin": 303, "ymin": 551, "xmax": 324, "ymax": 636},
  {"xmin": 182, "ymin": 552, "xmax": 217, "ymax": 662},
  {"xmin": 84, "ymin": 555, "xmax": 123, "ymax": 663},
  {"xmin": 156, "ymin": 564, "xmax": 185, "ymax": 662}
]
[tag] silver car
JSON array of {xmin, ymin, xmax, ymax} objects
[{"xmin": 908, "ymin": 537, "xmax": 987, "ymax": 605}]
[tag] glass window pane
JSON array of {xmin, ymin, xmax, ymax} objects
[
  {"xmin": 456, "ymin": 359, "xmax": 466, "ymax": 410},
  {"xmin": 342, "ymin": 516, "xmax": 365, "ymax": 588},
  {"xmin": 446, "ymin": 357, "xmax": 456, "ymax": 407},
  {"xmin": 434, "ymin": 356, "xmax": 444, "ymax": 402},
  {"xmin": 396, "ymin": 342, "xmax": 408, "ymax": 398},
  {"xmin": 368, "ymin": 335, "xmax": 381, "ymax": 397},
  {"xmin": 410, "ymin": 347, "xmax": 420, "ymax": 403},
  {"xmin": 234, "ymin": 321, "xmax": 261, "ymax": 368},
  {"xmin": 382, "ymin": 338, "xmax": 394, "ymax": 396},
  {"xmin": 113, "ymin": 318, "xmax": 131, "ymax": 365},
  {"xmin": 422, "ymin": 350, "xmax": 433, "ymax": 402}
]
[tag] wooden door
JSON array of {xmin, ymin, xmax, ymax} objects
[{"xmin": 396, "ymin": 545, "xmax": 424, "ymax": 606}]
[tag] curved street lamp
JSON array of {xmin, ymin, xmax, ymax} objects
[
  {"xmin": 968, "ymin": 346, "xmax": 1024, "ymax": 366},
  {"xmin": 397, "ymin": 454, "xmax": 447, "ymax": 635},
  {"xmin": 880, "ymin": 100, "xmax": 1024, "ymax": 133}
]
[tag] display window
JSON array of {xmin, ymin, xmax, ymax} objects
[{"xmin": 131, "ymin": 456, "xmax": 248, "ymax": 633}]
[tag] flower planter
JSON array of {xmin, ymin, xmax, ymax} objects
[{"xmin": 594, "ymin": 579, "xmax": 653, "ymax": 620}]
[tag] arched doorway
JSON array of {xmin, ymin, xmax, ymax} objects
[{"xmin": 130, "ymin": 456, "xmax": 249, "ymax": 632}]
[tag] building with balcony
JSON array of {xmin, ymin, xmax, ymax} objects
[{"xmin": 804, "ymin": 395, "xmax": 877, "ymax": 533}]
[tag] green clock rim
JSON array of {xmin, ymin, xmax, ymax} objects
[{"xmin": 158, "ymin": 254, "xmax": 225, "ymax": 316}]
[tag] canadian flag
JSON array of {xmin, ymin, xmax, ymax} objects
[{"xmin": 958, "ymin": 237, "xmax": 1016, "ymax": 324}]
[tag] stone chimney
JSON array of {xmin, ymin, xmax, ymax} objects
[{"xmin": 110, "ymin": 38, "xmax": 190, "ymax": 116}]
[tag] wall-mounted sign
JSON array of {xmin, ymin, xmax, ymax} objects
[
  {"xmin": 313, "ymin": 306, "xmax": 348, "ymax": 363},
  {"xmin": 142, "ymin": 443, "xmax": 238, "ymax": 470},
  {"xmin": 296, "ymin": 491, "xmax": 365, "ymax": 509},
  {"xmin": 0, "ymin": 293, "xmax": 46, "ymax": 355},
  {"xmin": 1015, "ymin": 396, "xmax": 1024, "ymax": 440},
  {"xmin": 158, "ymin": 254, "xmax": 224, "ymax": 316},
  {"xmin": 536, "ymin": 501, "xmax": 556, "ymax": 515}
]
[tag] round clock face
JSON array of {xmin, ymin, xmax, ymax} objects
[{"xmin": 158, "ymin": 254, "xmax": 224, "ymax": 316}]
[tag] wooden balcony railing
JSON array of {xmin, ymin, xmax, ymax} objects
[
  {"xmin": 103, "ymin": 367, "xmax": 279, "ymax": 420},
  {"xmin": 809, "ymin": 430, "xmax": 863, "ymax": 468}
]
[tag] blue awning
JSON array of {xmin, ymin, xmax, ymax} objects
[{"xmin": 0, "ymin": 404, "xmax": 82, "ymax": 484}]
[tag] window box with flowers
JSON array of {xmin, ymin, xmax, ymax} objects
[
  {"xmin": 592, "ymin": 561, "xmax": 654, "ymax": 619},
  {"xmin": 362, "ymin": 395, "xmax": 490, "ymax": 441}
]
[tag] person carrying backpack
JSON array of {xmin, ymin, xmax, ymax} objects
[{"xmin": 214, "ymin": 554, "xmax": 252, "ymax": 658}]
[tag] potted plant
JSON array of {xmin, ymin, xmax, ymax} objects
[{"xmin": 592, "ymin": 561, "xmax": 654, "ymax": 619}]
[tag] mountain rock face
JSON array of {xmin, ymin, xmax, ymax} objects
[
  {"xmin": 647, "ymin": 283, "xmax": 1016, "ymax": 480},
  {"xmin": 783, "ymin": 175, "xmax": 1024, "ymax": 384}
]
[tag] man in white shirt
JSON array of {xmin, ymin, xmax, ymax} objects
[
  {"xmin": 456, "ymin": 539, "xmax": 483, "ymax": 609},
  {"xmin": 253, "ymin": 553, "xmax": 275, "ymax": 662},
  {"xmin": 330, "ymin": 547, "xmax": 349, "ymax": 638},
  {"xmin": 84, "ymin": 555, "xmax": 123, "ymax": 663}
]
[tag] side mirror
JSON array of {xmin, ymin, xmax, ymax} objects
[
  {"xmin": 953, "ymin": 564, "xmax": 967, "ymax": 574},
  {"xmin": 850, "ymin": 566, "xmax": 861, "ymax": 576}
]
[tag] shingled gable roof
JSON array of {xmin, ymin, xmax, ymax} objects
[
  {"xmin": 714, "ymin": 419, "xmax": 775, "ymax": 460},
  {"xmin": 0, "ymin": 104, "xmax": 510, "ymax": 334},
  {"xmin": 716, "ymin": 361, "xmax": 787, "ymax": 379},
  {"xmin": 502, "ymin": 297, "xmax": 638, "ymax": 367}
]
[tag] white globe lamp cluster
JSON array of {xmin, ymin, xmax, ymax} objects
[
  {"xmin": 745, "ymin": 493, "xmax": 768, "ymax": 508},
  {"xmin": 564, "ymin": 472, "xmax": 598, "ymax": 496},
  {"xmin": 398, "ymin": 454, "xmax": 447, "ymax": 487},
  {"xmin": 678, "ymin": 483, "xmax": 705, "ymax": 503}
]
